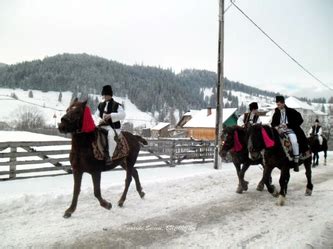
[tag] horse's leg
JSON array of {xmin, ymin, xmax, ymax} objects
[
  {"xmin": 132, "ymin": 167, "xmax": 145, "ymax": 198},
  {"xmin": 312, "ymin": 153, "xmax": 316, "ymax": 167},
  {"xmin": 256, "ymin": 164, "xmax": 266, "ymax": 191},
  {"xmin": 234, "ymin": 163, "xmax": 243, "ymax": 194},
  {"xmin": 277, "ymin": 166, "xmax": 290, "ymax": 206},
  {"xmin": 324, "ymin": 150, "xmax": 327, "ymax": 166},
  {"xmin": 304, "ymin": 159, "xmax": 313, "ymax": 196},
  {"xmin": 91, "ymin": 171, "xmax": 112, "ymax": 210},
  {"xmin": 315, "ymin": 153, "xmax": 319, "ymax": 166},
  {"xmin": 118, "ymin": 160, "xmax": 133, "ymax": 207},
  {"xmin": 263, "ymin": 165, "xmax": 277, "ymax": 197},
  {"xmin": 239, "ymin": 163, "xmax": 250, "ymax": 192},
  {"xmin": 64, "ymin": 171, "xmax": 83, "ymax": 218}
]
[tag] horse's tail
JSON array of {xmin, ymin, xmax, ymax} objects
[{"xmin": 135, "ymin": 135, "xmax": 148, "ymax": 145}]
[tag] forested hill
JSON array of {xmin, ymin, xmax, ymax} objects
[
  {"xmin": 0, "ymin": 62, "xmax": 7, "ymax": 67},
  {"xmin": 0, "ymin": 53, "xmax": 278, "ymax": 114}
]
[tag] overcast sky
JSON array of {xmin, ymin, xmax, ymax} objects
[{"xmin": 1, "ymin": 0, "xmax": 332, "ymax": 98}]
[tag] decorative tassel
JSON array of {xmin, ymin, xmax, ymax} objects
[
  {"xmin": 82, "ymin": 106, "xmax": 96, "ymax": 133},
  {"xmin": 233, "ymin": 130, "xmax": 243, "ymax": 152},
  {"xmin": 261, "ymin": 127, "xmax": 275, "ymax": 148}
]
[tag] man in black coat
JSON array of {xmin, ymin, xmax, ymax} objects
[{"xmin": 271, "ymin": 96, "xmax": 309, "ymax": 172}]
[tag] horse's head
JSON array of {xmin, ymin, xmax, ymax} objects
[
  {"xmin": 219, "ymin": 126, "xmax": 245, "ymax": 158},
  {"xmin": 58, "ymin": 99, "xmax": 89, "ymax": 134},
  {"xmin": 247, "ymin": 124, "xmax": 275, "ymax": 160},
  {"xmin": 247, "ymin": 124, "xmax": 265, "ymax": 160}
]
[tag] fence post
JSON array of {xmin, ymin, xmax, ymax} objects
[
  {"xmin": 170, "ymin": 140, "xmax": 176, "ymax": 167},
  {"xmin": 9, "ymin": 146, "xmax": 17, "ymax": 179}
]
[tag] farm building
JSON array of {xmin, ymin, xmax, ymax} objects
[
  {"xmin": 150, "ymin": 122, "xmax": 170, "ymax": 138},
  {"xmin": 181, "ymin": 108, "xmax": 238, "ymax": 140}
]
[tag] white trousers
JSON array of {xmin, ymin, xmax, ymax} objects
[
  {"xmin": 288, "ymin": 133, "xmax": 299, "ymax": 157},
  {"xmin": 101, "ymin": 126, "xmax": 118, "ymax": 158},
  {"xmin": 318, "ymin": 135, "xmax": 323, "ymax": 145}
]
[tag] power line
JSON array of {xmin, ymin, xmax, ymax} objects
[
  {"xmin": 224, "ymin": 0, "xmax": 235, "ymax": 13},
  {"xmin": 230, "ymin": 1, "xmax": 333, "ymax": 92}
]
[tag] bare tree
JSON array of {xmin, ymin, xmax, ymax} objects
[{"xmin": 14, "ymin": 106, "xmax": 46, "ymax": 129}]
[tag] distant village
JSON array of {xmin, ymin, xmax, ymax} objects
[{"xmin": 139, "ymin": 96, "xmax": 331, "ymax": 141}]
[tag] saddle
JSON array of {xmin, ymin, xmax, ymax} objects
[
  {"xmin": 92, "ymin": 128, "xmax": 129, "ymax": 161},
  {"xmin": 279, "ymin": 133, "xmax": 311, "ymax": 162}
]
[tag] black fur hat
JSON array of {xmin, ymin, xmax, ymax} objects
[
  {"xmin": 315, "ymin": 119, "xmax": 319, "ymax": 123},
  {"xmin": 275, "ymin": 95, "xmax": 285, "ymax": 103},
  {"xmin": 249, "ymin": 102, "xmax": 258, "ymax": 111},
  {"xmin": 101, "ymin": 85, "xmax": 113, "ymax": 96}
]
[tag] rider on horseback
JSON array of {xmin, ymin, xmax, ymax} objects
[
  {"xmin": 271, "ymin": 96, "xmax": 309, "ymax": 172},
  {"xmin": 95, "ymin": 85, "xmax": 125, "ymax": 160},
  {"xmin": 308, "ymin": 119, "xmax": 323, "ymax": 145},
  {"xmin": 237, "ymin": 102, "xmax": 262, "ymax": 128}
]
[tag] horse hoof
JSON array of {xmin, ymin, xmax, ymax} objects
[
  {"xmin": 118, "ymin": 201, "xmax": 124, "ymax": 207},
  {"xmin": 277, "ymin": 195, "xmax": 286, "ymax": 206},
  {"xmin": 140, "ymin": 192, "xmax": 145, "ymax": 199},
  {"xmin": 105, "ymin": 203, "xmax": 112, "ymax": 210},
  {"xmin": 256, "ymin": 183, "xmax": 264, "ymax": 192},
  {"xmin": 236, "ymin": 185, "xmax": 243, "ymax": 194},
  {"xmin": 242, "ymin": 181, "xmax": 249, "ymax": 191},
  {"xmin": 305, "ymin": 188, "xmax": 312, "ymax": 196},
  {"xmin": 63, "ymin": 212, "xmax": 72, "ymax": 218},
  {"xmin": 271, "ymin": 187, "xmax": 279, "ymax": 198}
]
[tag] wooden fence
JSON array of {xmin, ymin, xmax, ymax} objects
[{"xmin": 0, "ymin": 138, "xmax": 215, "ymax": 180}]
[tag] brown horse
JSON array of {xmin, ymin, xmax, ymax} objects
[
  {"xmin": 247, "ymin": 124, "xmax": 313, "ymax": 206},
  {"xmin": 58, "ymin": 99, "xmax": 147, "ymax": 218},
  {"xmin": 219, "ymin": 125, "xmax": 266, "ymax": 193}
]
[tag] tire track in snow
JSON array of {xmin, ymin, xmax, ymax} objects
[{"xmin": 54, "ymin": 167, "xmax": 333, "ymax": 249}]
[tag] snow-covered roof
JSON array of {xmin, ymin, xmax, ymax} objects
[
  {"xmin": 285, "ymin": 96, "xmax": 314, "ymax": 110},
  {"xmin": 313, "ymin": 110, "xmax": 328, "ymax": 116},
  {"xmin": 183, "ymin": 108, "xmax": 237, "ymax": 128},
  {"xmin": 151, "ymin": 122, "xmax": 170, "ymax": 130},
  {"xmin": 183, "ymin": 110, "xmax": 199, "ymax": 116}
]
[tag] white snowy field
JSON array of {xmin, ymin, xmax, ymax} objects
[
  {"xmin": 0, "ymin": 152, "xmax": 332, "ymax": 248},
  {"xmin": 0, "ymin": 87, "xmax": 156, "ymax": 128}
]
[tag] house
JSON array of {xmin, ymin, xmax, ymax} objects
[
  {"xmin": 151, "ymin": 122, "xmax": 170, "ymax": 138},
  {"xmin": 181, "ymin": 108, "xmax": 238, "ymax": 140}
]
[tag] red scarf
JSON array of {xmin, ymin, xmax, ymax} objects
[
  {"xmin": 81, "ymin": 106, "xmax": 96, "ymax": 133},
  {"xmin": 233, "ymin": 130, "xmax": 243, "ymax": 152},
  {"xmin": 261, "ymin": 127, "xmax": 275, "ymax": 148}
]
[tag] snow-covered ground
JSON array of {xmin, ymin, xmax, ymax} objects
[{"xmin": 0, "ymin": 150, "xmax": 332, "ymax": 248}]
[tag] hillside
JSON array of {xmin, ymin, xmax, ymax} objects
[
  {"xmin": 0, "ymin": 88, "xmax": 155, "ymax": 129},
  {"xmin": 0, "ymin": 62, "xmax": 7, "ymax": 68},
  {"xmin": 0, "ymin": 54, "xmax": 281, "ymax": 117}
]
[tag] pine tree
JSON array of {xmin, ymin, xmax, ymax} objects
[
  {"xmin": 28, "ymin": 90, "xmax": 33, "ymax": 98},
  {"xmin": 58, "ymin": 92, "xmax": 62, "ymax": 102},
  {"xmin": 328, "ymin": 96, "xmax": 333, "ymax": 104}
]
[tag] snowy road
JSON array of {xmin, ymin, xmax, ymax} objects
[{"xmin": 1, "ymin": 153, "xmax": 332, "ymax": 249}]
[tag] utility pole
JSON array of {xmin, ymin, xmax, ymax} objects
[{"xmin": 214, "ymin": 0, "xmax": 224, "ymax": 169}]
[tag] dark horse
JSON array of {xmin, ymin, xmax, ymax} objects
[
  {"xmin": 308, "ymin": 135, "xmax": 328, "ymax": 167},
  {"xmin": 219, "ymin": 126, "xmax": 266, "ymax": 194},
  {"xmin": 247, "ymin": 124, "xmax": 313, "ymax": 206},
  {"xmin": 58, "ymin": 99, "xmax": 147, "ymax": 218}
]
